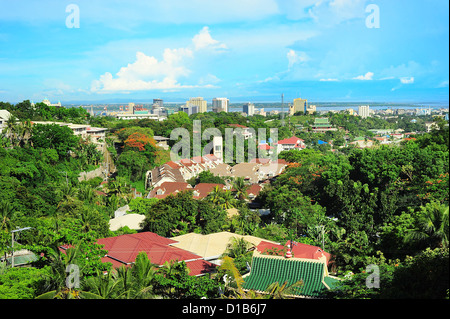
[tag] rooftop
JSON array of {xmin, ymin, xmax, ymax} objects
[{"xmin": 242, "ymin": 251, "xmax": 340, "ymax": 298}]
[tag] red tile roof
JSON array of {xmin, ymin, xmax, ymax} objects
[
  {"xmin": 277, "ymin": 136, "xmax": 305, "ymax": 145},
  {"xmin": 97, "ymin": 232, "xmax": 216, "ymax": 276},
  {"xmin": 149, "ymin": 182, "xmax": 192, "ymax": 199},
  {"xmin": 228, "ymin": 124, "xmax": 248, "ymax": 128},
  {"xmin": 256, "ymin": 240, "xmax": 331, "ymax": 265},
  {"xmin": 258, "ymin": 144, "xmax": 274, "ymax": 150},
  {"xmin": 193, "ymin": 183, "xmax": 226, "ymax": 199}
]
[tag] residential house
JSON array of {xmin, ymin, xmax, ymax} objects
[
  {"xmin": 192, "ymin": 183, "xmax": 227, "ymax": 199},
  {"xmin": 148, "ymin": 181, "xmax": 193, "ymax": 199},
  {"xmin": 256, "ymin": 240, "xmax": 332, "ymax": 265},
  {"xmin": 60, "ymin": 232, "xmax": 217, "ymax": 276},
  {"xmin": 170, "ymin": 231, "xmax": 279, "ymax": 266},
  {"xmin": 228, "ymin": 124, "xmax": 253, "ymax": 140},
  {"xmin": 276, "ymin": 136, "xmax": 306, "ymax": 154},
  {"xmin": 242, "ymin": 251, "xmax": 340, "ymax": 298}
]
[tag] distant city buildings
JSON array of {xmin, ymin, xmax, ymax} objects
[
  {"xmin": 289, "ymin": 97, "xmax": 308, "ymax": 115},
  {"xmin": 186, "ymin": 97, "xmax": 207, "ymax": 113},
  {"xmin": 180, "ymin": 104, "xmax": 198, "ymax": 116},
  {"xmin": 151, "ymin": 99, "xmax": 168, "ymax": 117},
  {"xmin": 243, "ymin": 102, "xmax": 255, "ymax": 116},
  {"xmin": 212, "ymin": 98, "xmax": 229, "ymax": 113},
  {"xmin": 358, "ymin": 105, "xmax": 370, "ymax": 118}
]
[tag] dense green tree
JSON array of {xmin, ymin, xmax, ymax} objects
[{"xmin": 30, "ymin": 124, "xmax": 78, "ymax": 159}]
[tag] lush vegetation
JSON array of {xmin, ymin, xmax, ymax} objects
[{"xmin": 0, "ymin": 100, "xmax": 448, "ymax": 299}]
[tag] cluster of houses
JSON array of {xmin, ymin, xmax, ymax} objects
[
  {"xmin": 57, "ymin": 230, "xmax": 339, "ymax": 298},
  {"xmin": 144, "ymin": 153, "xmax": 290, "ymax": 204}
]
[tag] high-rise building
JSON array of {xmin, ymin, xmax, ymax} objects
[
  {"xmin": 358, "ymin": 105, "xmax": 370, "ymax": 118},
  {"xmin": 187, "ymin": 97, "xmax": 207, "ymax": 113},
  {"xmin": 289, "ymin": 98, "xmax": 308, "ymax": 115},
  {"xmin": 180, "ymin": 104, "xmax": 198, "ymax": 116},
  {"xmin": 243, "ymin": 102, "xmax": 255, "ymax": 116},
  {"xmin": 153, "ymin": 99, "xmax": 163, "ymax": 108},
  {"xmin": 212, "ymin": 98, "xmax": 229, "ymax": 113}
]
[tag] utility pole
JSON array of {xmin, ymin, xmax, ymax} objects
[{"xmin": 11, "ymin": 227, "xmax": 32, "ymax": 268}]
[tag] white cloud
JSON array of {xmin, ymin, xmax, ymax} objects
[
  {"xmin": 438, "ymin": 80, "xmax": 449, "ymax": 88},
  {"xmin": 320, "ymin": 78, "xmax": 339, "ymax": 82},
  {"xmin": 192, "ymin": 26, "xmax": 227, "ymax": 51},
  {"xmin": 287, "ymin": 49, "xmax": 310, "ymax": 68},
  {"xmin": 353, "ymin": 72, "xmax": 374, "ymax": 80},
  {"xmin": 91, "ymin": 27, "xmax": 224, "ymax": 92},
  {"xmin": 400, "ymin": 77, "xmax": 414, "ymax": 84}
]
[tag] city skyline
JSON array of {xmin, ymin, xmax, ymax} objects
[{"xmin": 0, "ymin": 0, "xmax": 448, "ymax": 104}]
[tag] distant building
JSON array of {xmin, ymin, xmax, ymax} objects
[
  {"xmin": 153, "ymin": 99, "xmax": 163, "ymax": 108},
  {"xmin": 289, "ymin": 98, "xmax": 308, "ymax": 115},
  {"xmin": 305, "ymin": 104, "xmax": 316, "ymax": 115},
  {"xmin": 358, "ymin": 105, "xmax": 370, "ymax": 118},
  {"xmin": 187, "ymin": 97, "xmax": 207, "ymax": 113},
  {"xmin": 311, "ymin": 118, "xmax": 337, "ymax": 133},
  {"xmin": 212, "ymin": 98, "xmax": 229, "ymax": 113},
  {"xmin": 42, "ymin": 98, "xmax": 61, "ymax": 107},
  {"xmin": 180, "ymin": 104, "xmax": 198, "ymax": 116},
  {"xmin": 243, "ymin": 102, "xmax": 255, "ymax": 116},
  {"xmin": 0, "ymin": 109, "xmax": 12, "ymax": 134}
]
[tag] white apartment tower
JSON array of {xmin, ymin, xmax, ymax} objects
[
  {"xmin": 243, "ymin": 102, "xmax": 255, "ymax": 116},
  {"xmin": 212, "ymin": 98, "xmax": 229, "ymax": 113},
  {"xmin": 358, "ymin": 105, "xmax": 370, "ymax": 118}
]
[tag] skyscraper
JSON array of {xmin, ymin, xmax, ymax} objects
[
  {"xmin": 243, "ymin": 102, "xmax": 255, "ymax": 116},
  {"xmin": 289, "ymin": 98, "xmax": 308, "ymax": 115},
  {"xmin": 187, "ymin": 97, "xmax": 207, "ymax": 113},
  {"xmin": 358, "ymin": 105, "xmax": 370, "ymax": 118},
  {"xmin": 212, "ymin": 97, "xmax": 229, "ymax": 113}
]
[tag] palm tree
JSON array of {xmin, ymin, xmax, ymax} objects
[
  {"xmin": 265, "ymin": 280, "xmax": 304, "ymax": 299},
  {"xmin": 36, "ymin": 243, "xmax": 102, "ymax": 299},
  {"xmin": 232, "ymin": 177, "xmax": 249, "ymax": 201},
  {"xmin": 83, "ymin": 270, "xmax": 123, "ymax": 299},
  {"xmin": 405, "ymin": 202, "xmax": 449, "ymax": 249},
  {"xmin": 219, "ymin": 256, "xmax": 264, "ymax": 299},
  {"xmin": 224, "ymin": 237, "xmax": 253, "ymax": 259},
  {"xmin": 5, "ymin": 114, "xmax": 18, "ymax": 147},
  {"xmin": 130, "ymin": 252, "xmax": 158, "ymax": 299},
  {"xmin": 56, "ymin": 183, "xmax": 80, "ymax": 215},
  {"xmin": 0, "ymin": 201, "xmax": 15, "ymax": 231},
  {"xmin": 19, "ymin": 120, "xmax": 33, "ymax": 147}
]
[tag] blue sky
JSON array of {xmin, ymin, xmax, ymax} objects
[{"xmin": 0, "ymin": 0, "xmax": 448, "ymax": 104}]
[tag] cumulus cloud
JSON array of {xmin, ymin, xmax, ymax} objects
[
  {"xmin": 193, "ymin": 26, "xmax": 227, "ymax": 51},
  {"xmin": 91, "ymin": 27, "xmax": 224, "ymax": 92},
  {"xmin": 400, "ymin": 76, "xmax": 414, "ymax": 84},
  {"xmin": 353, "ymin": 71, "xmax": 374, "ymax": 80},
  {"xmin": 287, "ymin": 49, "xmax": 310, "ymax": 68}
]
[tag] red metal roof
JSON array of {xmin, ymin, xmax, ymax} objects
[{"xmin": 97, "ymin": 232, "xmax": 217, "ymax": 275}]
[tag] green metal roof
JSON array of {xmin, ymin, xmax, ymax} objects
[{"xmin": 243, "ymin": 255, "xmax": 335, "ymax": 298}]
